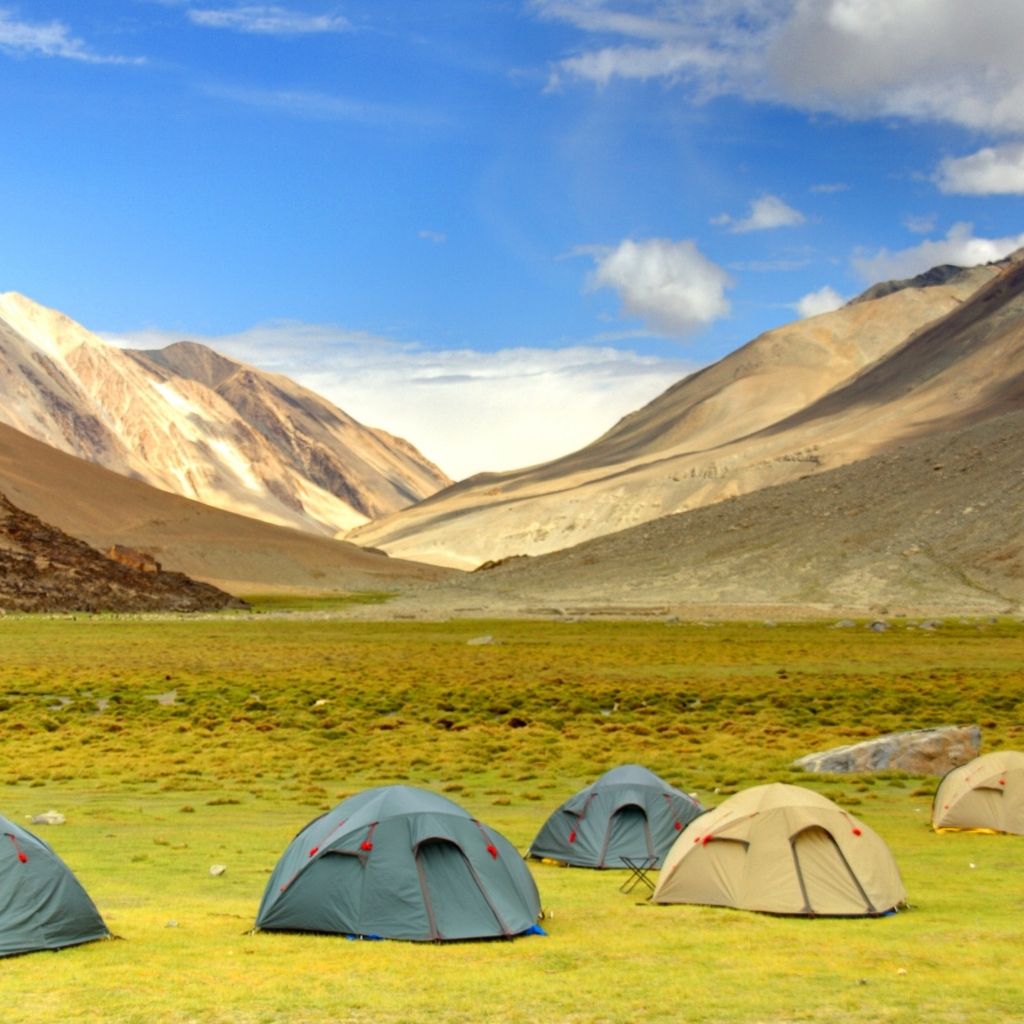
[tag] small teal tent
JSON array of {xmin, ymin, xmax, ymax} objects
[
  {"xmin": 528, "ymin": 764, "xmax": 703, "ymax": 868},
  {"xmin": 1, "ymin": 814, "xmax": 109, "ymax": 957},
  {"xmin": 256, "ymin": 786, "xmax": 542, "ymax": 942}
]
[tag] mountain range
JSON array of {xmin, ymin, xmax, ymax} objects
[
  {"xmin": 0, "ymin": 248, "xmax": 1020, "ymax": 615},
  {"xmin": 0, "ymin": 292, "xmax": 450, "ymax": 537},
  {"xmin": 349, "ymin": 254, "xmax": 1020, "ymax": 569}
]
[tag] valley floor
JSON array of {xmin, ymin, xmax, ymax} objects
[{"xmin": 1, "ymin": 615, "xmax": 1022, "ymax": 1022}]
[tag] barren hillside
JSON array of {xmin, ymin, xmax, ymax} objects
[
  {"xmin": 0, "ymin": 421, "xmax": 454, "ymax": 596},
  {"xmin": 350, "ymin": 255, "xmax": 1020, "ymax": 568},
  {"xmin": 370, "ymin": 409, "xmax": 1023, "ymax": 618}
]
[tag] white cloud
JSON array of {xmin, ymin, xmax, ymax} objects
[
  {"xmin": 187, "ymin": 5, "xmax": 351, "ymax": 35},
  {"xmin": 714, "ymin": 194, "xmax": 805, "ymax": 233},
  {"xmin": 585, "ymin": 238, "xmax": 732, "ymax": 337},
  {"xmin": 549, "ymin": 39, "xmax": 727, "ymax": 91},
  {"xmin": 765, "ymin": 0, "xmax": 1024, "ymax": 133},
  {"xmin": 795, "ymin": 285, "xmax": 845, "ymax": 318},
  {"xmin": 0, "ymin": 9, "xmax": 141, "ymax": 63},
  {"xmin": 532, "ymin": 2, "xmax": 689, "ymax": 41},
  {"xmin": 852, "ymin": 222, "xmax": 1024, "ymax": 283},
  {"xmin": 936, "ymin": 144, "xmax": 1024, "ymax": 195},
  {"xmin": 105, "ymin": 322, "xmax": 695, "ymax": 480},
  {"xmin": 418, "ymin": 230, "xmax": 447, "ymax": 244},
  {"xmin": 535, "ymin": 0, "xmax": 779, "ymax": 91},
  {"xmin": 903, "ymin": 213, "xmax": 936, "ymax": 235},
  {"xmin": 538, "ymin": 0, "xmax": 1024, "ymax": 134}
]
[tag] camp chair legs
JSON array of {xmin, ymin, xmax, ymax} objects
[{"xmin": 619, "ymin": 856, "xmax": 657, "ymax": 895}]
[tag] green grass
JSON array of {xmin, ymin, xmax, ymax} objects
[
  {"xmin": 0, "ymin": 615, "xmax": 1022, "ymax": 1022},
  {"xmin": 238, "ymin": 591, "xmax": 398, "ymax": 613}
]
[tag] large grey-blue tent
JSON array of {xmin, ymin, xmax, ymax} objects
[
  {"xmin": 528, "ymin": 764, "xmax": 703, "ymax": 868},
  {"xmin": 256, "ymin": 785, "xmax": 542, "ymax": 942},
  {"xmin": 1, "ymin": 813, "xmax": 109, "ymax": 957}
]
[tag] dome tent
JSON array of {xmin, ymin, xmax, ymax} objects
[
  {"xmin": 1, "ymin": 813, "xmax": 109, "ymax": 958},
  {"xmin": 933, "ymin": 750, "xmax": 1024, "ymax": 834},
  {"xmin": 256, "ymin": 785, "xmax": 542, "ymax": 942},
  {"xmin": 653, "ymin": 783, "xmax": 906, "ymax": 917},
  {"xmin": 527, "ymin": 764, "xmax": 703, "ymax": 869}
]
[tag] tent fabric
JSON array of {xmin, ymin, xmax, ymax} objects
[
  {"xmin": 932, "ymin": 751, "xmax": 1024, "ymax": 834},
  {"xmin": 527, "ymin": 765, "xmax": 703, "ymax": 869},
  {"xmin": 1, "ymin": 814, "xmax": 109, "ymax": 958},
  {"xmin": 255, "ymin": 785, "xmax": 541, "ymax": 942},
  {"xmin": 652, "ymin": 783, "xmax": 906, "ymax": 917}
]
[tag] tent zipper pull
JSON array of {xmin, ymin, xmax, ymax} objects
[{"xmin": 5, "ymin": 833, "xmax": 28, "ymax": 863}]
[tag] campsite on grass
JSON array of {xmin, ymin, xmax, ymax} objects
[
  {"xmin": 1, "ymin": 615, "xmax": 1022, "ymax": 1022},
  {"xmin": 527, "ymin": 763, "xmax": 702, "ymax": 869},
  {"xmin": 255, "ymin": 784, "xmax": 542, "ymax": 942},
  {"xmin": 651, "ymin": 782, "xmax": 906, "ymax": 916},
  {"xmin": 932, "ymin": 751, "xmax": 1024, "ymax": 834},
  {"xmin": 0, "ymin": 811, "xmax": 109, "ymax": 958}
]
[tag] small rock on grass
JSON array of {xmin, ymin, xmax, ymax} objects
[
  {"xmin": 209, "ymin": 864, "xmax": 227, "ymax": 876},
  {"xmin": 30, "ymin": 810, "xmax": 66, "ymax": 825}
]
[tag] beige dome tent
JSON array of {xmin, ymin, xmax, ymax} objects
[
  {"xmin": 653, "ymin": 783, "xmax": 905, "ymax": 917},
  {"xmin": 932, "ymin": 751, "xmax": 1024, "ymax": 834}
]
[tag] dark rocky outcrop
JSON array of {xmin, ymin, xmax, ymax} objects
[
  {"xmin": 0, "ymin": 492, "xmax": 245, "ymax": 613},
  {"xmin": 850, "ymin": 263, "xmax": 973, "ymax": 304}
]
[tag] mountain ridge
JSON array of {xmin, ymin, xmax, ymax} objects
[
  {"xmin": 349, "ymin": 254, "xmax": 1017, "ymax": 568},
  {"xmin": 0, "ymin": 293, "xmax": 451, "ymax": 536}
]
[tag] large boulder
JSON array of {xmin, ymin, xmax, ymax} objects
[{"xmin": 794, "ymin": 725, "xmax": 981, "ymax": 776}]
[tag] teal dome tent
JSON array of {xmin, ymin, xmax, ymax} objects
[
  {"xmin": 256, "ymin": 786, "xmax": 542, "ymax": 942},
  {"xmin": 528, "ymin": 764, "xmax": 703, "ymax": 868},
  {"xmin": 1, "ymin": 813, "xmax": 109, "ymax": 957}
]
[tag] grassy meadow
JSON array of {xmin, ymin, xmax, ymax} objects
[{"xmin": 0, "ymin": 612, "xmax": 1022, "ymax": 1023}]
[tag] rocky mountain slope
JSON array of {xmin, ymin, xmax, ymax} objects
[
  {"xmin": 0, "ymin": 421, "xmax": 453, "ymax": 596},
  {"xmin": 364, "ymin": 408, "xmax": 1024, "ymax": 618},
  {"xmin": 0, "ymin": 293, "xmax": 450, "ymax": 536},
  {"xmin": 349, "ymin": 254, "xmax": 1020, "ymax": 568},
  {"xmin": 0, "ymin": 492, "xmax": 244, "ymax": 613}
]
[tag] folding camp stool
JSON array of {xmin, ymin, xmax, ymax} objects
[{"xmin": 619, "ymin": 855, "xmax": 657, "ymax": 895}]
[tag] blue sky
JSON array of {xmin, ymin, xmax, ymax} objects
[{"xmin": 3, "ymin": 1, "xmax": 1024, "ymax": 478}]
